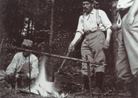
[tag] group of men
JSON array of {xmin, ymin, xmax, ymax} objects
[{"xmin": 1, "ymin": 0, "xmax": 138, "ymax": 97}]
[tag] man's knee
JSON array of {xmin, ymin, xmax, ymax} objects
[{"xmin": 95, "ymin": 65, "xmax": 105, "ymax": 73}]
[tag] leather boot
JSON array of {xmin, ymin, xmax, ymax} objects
[
  {"xmin": 83, "ymin": 75, "xmax": 94, "ymax": 90},
  {"xmin": 84, "ymin": 75, "xmax": 89, "ymax": 90},
  {"xmin": 93, "ymin": 72, "xmax": 104, "ymax": 96}
]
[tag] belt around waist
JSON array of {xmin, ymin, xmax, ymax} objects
[{"xmin": 85, "ymin": 30, "xmax": 103, "ymax": 35}]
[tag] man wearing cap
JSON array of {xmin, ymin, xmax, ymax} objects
[
  {"xmin": 4, "ymin": 39, "xmax": 39, "ymax": 88},
  {"xmin": 69, "ymin": 0, "xmax": 112, "ymax": 95},
  {"xmin": 115, "ymin": 0, "xmax": 138, "ymax": 97}
]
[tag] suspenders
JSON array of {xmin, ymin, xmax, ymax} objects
[
  {"xmin": 96, "ymin": 10, "xmax": 100, "ymax": 29},
  {"xmin": 96, "ymin": 9, "xmax": 100, "ymax": 30},
  {"xmin": 83, "ymin": 9, "xmax": 101, "ymax": 33}
]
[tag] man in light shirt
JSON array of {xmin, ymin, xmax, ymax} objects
[
  {"xmin": 115, "ymin": 0, "xmax": 138, "ymax": 97},
  {"xmin": 4, "ymin": 39, "xmax": 39, "ymax": 88},
  {"xmin": 69, "ymin": 0, "xmax": 112, "ymax": 95}
]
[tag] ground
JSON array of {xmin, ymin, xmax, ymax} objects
[{"xmin": 0, "ymin": 70, "xmax": 133, "ymax": 98}]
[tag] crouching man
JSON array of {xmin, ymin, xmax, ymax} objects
[{"xmin": 4, "ymin": 39, "xmax": 39, "ymax": 88}]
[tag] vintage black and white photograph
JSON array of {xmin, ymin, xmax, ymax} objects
[{"xmin": 0, "ymin": 0, "xmax": 137, "ymax": 98}]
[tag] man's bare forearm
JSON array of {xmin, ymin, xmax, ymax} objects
[
  {"xmin": 71, "ymin": 32, "xmax": 82, "ymax": 46},
  {"xmin": 106, "ymin": 29, "xmax": 112, "ymax": 42}
]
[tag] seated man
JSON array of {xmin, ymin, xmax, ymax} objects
[{"xmin": 4, "ymin": 39, "xmax": 39, "ymax": 88}]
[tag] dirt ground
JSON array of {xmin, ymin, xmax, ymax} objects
[{"xmin": 0, "ymin": 72, "xmax": 133, "ymax": 98}]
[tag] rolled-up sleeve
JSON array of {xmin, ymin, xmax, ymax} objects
[
  {"xmin": 100, "ymin": 10, "xmax": 112, "ymax": 30},
  {"xmin": 76, "ymin": 16, "xmax": 84, "ymax": 35},
  {"xmin": 27, "ymin": 57, "xmax": 39, "ymax": 79},
  {"xmin": 6, "ymin": 54, "xmax": 18, "ymax": 75}
]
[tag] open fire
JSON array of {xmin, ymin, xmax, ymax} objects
[{"xmin": 22, "ymin": 56, "xmax": 67, "ymax": 98}]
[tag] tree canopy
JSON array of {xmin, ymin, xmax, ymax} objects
[{"xmin": 2, "ymin": 0, "xmax": 113, "ymax": 45}]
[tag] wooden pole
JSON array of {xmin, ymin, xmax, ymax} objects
[
  {"xmin": 5, "ymin": 45, "xmax": 106, "ymax": 66},
  {"xmin": 86, "ymin": 56, "xmax": 92, "ymax": 97}
]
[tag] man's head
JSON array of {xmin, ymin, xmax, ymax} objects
[
  {"xmin": 22, "ymin": 39, "xmax": 33, "ymax": 57},
  {"xmin": 82, "ymin": 0, "xmax": 94, "ymax": 14}
]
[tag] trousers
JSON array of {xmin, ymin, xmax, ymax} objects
[
  {"xmin": 81, "ymin": 31, "xmax": 105, "ymax": 76},
  {"xmin": 116, "ymin": 12, "xmax": 138, "ymax": 83}
]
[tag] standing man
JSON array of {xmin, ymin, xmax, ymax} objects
[
  {"xmin": 4, "ymin": 39, "xmax": 39, "ymax": 88},
  {"xmin": 69, "ymin": 0, "xmax": 112, "ymax": 95},
  {"xmin": 115, "ymin": 0, "xmax": 138, "ymax": 97}
]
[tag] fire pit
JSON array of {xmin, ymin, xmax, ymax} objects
[{"xmin": 21, "ymin": 56, "xmax": 68, "ymax": 98}]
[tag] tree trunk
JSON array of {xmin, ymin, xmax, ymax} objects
[
  {"xmin": 49, "ymin": 0, "xmax": 54, "ymax": 48},
  {"xmin": 47, "ymin": 0, "xmax": 55, "ymax": 82},
  {"xmin": 111, "ymin": 1, "xmax": 118, "ymax": 69},
  {"xmin": 0, "ymin": 0, "xmax": 8, "ymax": 70}
]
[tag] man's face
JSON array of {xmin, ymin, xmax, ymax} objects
[
  {"xmin": 82, "ymin": 1, "xmax": 93, "ymax": 14},
  {"xmin": 23, "ymin": 51, "xmax": 30, "ymax": 57},
  {"xmin": 22, "ymin": 45, "xmax": 31, "ymax": 57}
]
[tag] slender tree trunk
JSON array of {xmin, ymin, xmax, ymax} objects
[
  {"xmin": 0, "ymin": 0, "xmax": 7, "ymax": 70},
  {"xmin": 47, "ymin": 0, "xmax": 55, "ymax": 82},
  {"xmin": 49, "ymin": 0, "xmax": 54, "ymax": 48},
  {"xmin": 111, "ymin": 1, "xmax": 118, "ymax": 68}
]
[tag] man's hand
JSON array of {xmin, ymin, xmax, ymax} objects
[
  {"xmin": 68, "ymin": 32, "xmax": 82, "ymax": 52},
  {"xmin": 127, "ymin": 14, "xmax": 134, "ymax": 25},
  {"xmin": 112, "ymin": 13, "xmax": 122, "ymax": 30},
  {"xmin": 68, "ymin": 42, "xmax": 75, "ymax": 52},
  {"xmin": 112, "ymin": 24, "xmax": 119, "ymax": 30},
  {"xmin": 103, "ymin": 40, "xmax": 110, "ymax": 49}
]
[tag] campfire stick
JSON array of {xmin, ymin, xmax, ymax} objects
[
  {"xmin": 14, "ymin": 67, "xmax": 18, "ymax": 93},
  {"xmin": 86, "ymin": 56, "xmax": 92, "ymax": 97},
  {"xmin": 29, "ymin": 55, "xmax": 31, "ymax": 92},
  {"xmin": 5, "ymin": 45, "xmax": 106, "ymax": 66},
  {"xmin": 55, "ymin": 50, "xmax": 71, "ymax": 76}
]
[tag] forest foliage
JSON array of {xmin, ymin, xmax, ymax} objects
[{"xmin": 0, "ymin": 0, "xmax": 121, "ymax": 93}]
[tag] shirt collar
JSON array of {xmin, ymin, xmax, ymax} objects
[{"xmin": 90, "ymin": 8, "xmax": 96, "ymax": 14}]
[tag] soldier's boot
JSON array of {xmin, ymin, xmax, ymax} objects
[
  {"xmin": 84, "ymin": 75, "xmax": 94, "ymax": 90},
  {"xmin": 75, "ymin": 75, "xmax": 90, "ymax": 96},
  {"xmin": 93, "ymin": 72, "xmax": 104, "ymax": 96}
]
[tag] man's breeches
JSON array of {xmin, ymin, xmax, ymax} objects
[
  {"xmin": 122, "ymin": 13, "xmax": 138, "ymax": 76},
  {"xmin": 81, "ymin": 31, "xmax": 106, "ymax": 76}
]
